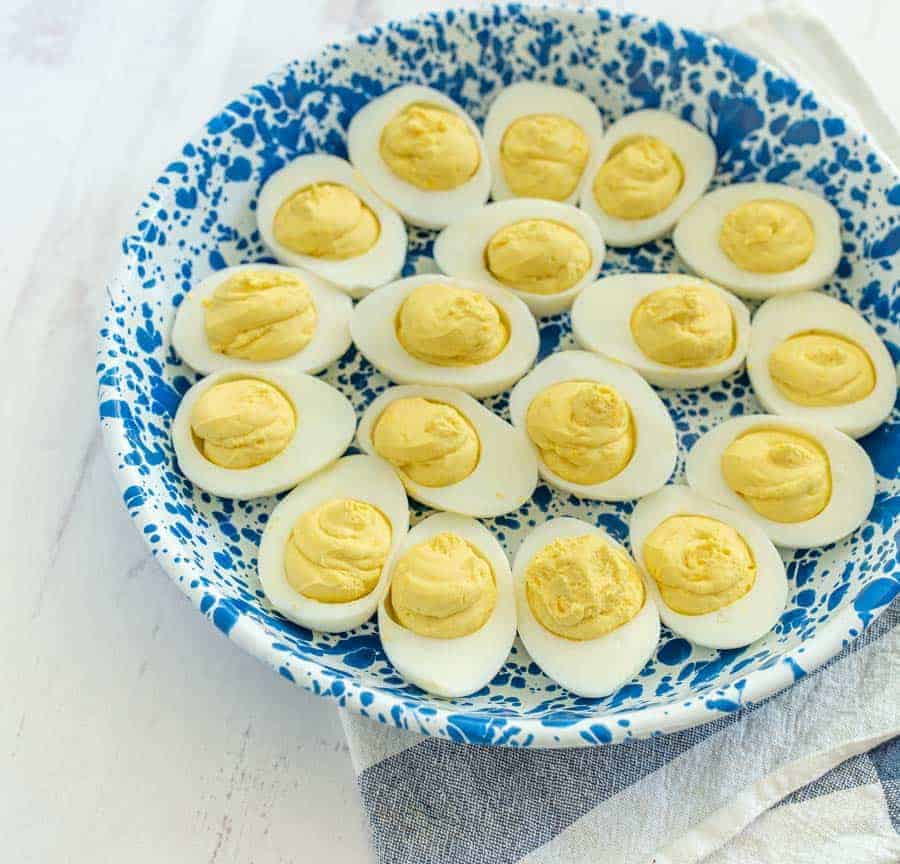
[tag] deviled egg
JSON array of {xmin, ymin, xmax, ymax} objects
[
  {"xmin": 513, "ymin": 517, "xmax": 659, "ymax": 697},
  {"xmin": 356, "ymin": 384, "xmax": 538, "ymax": 518},
  {"xmin": 256, "ymin": 153, "xmax": 406, "ymax": 297},
  {"xmin": 571, "ymin": 273, "xmax": 751, "ymax": 388},
  {"xmin": 171, "ymin": 263, "xmax": 352, "ymax": 375},
  {"xmin": 171, "ymin": 368, "xmax": 355, "ymax": 499},
  {"xmin": 508, "ymin": 351, "xmax": 677, "ymax": 500},
  {"xmin": 483, "ymin": 82, "xmax": 604, "ymax": 204},
  {"xmin": 673, "ymin": 182, "xmax": 841, "ymax": 298},
  {"xmin": 350, "ymin": 274, "xmax": 539, "ymax": 398},
  {"xmin": 434, "ymin": 198, "xmax": 606, "ymax": 316},
  {"xmin": 257, "ymin": 455, "xmax": 409, "ymax": 632},
  {"xmin": 347, "ymin": 85, "xmax": 491, "ymax": 229},
  {"xmin": 379, "ymin": 512, "xmax": 516, "ymax": 697},
  {"xmin": 686, "ymin": 414, "xmax": 875, "ymax": 548},
  {"xmin": 630, "ymin": 486, "xmax": 787, "ymax": 649},
  {"xmin": 747, "ymin": 291, "xmax": 895, "ymax": 438},
  {"xmin": 578, "ymin": 109, "xmax": 716, "ymax": 247}
]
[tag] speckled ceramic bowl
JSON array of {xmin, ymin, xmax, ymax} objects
[{"xmin": 97, "ymin": 5, "xmax": 899, "ymax": 747}]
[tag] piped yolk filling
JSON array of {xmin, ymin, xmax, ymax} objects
[
  {"xmin": 630, "ymin": 283, "xmax": 735, "ymax": 368},
  {"xmin": 719, "ymin": 199, "xmax": 814, "ymax": 273},
  {"xmin": 721, "ymin": 428, "xmax": 832, "ymax": 523},
  {"xmin": 389, "ymin": 532, "xmax": 496, "ymax": 638},
  {"xmin": 372, "ymin": 397, "xmax": 480, "ymax": 488},
  {"xmin": 526, "ymin": 380, "xmax": 635, "ymax": 485},
  {"xmin": 273, "ymin": 182, "xmax": 380, "ymax": 260},
  {"xmin": 395, "ymin": 283, "xmax": 508, "ymax": 366},
  {"xmin": 379, "ymin": 102, "xmax": 480, "ymax": 191},
  {"xmin": 485, "ymin": 219, "xmax": 591, "ymax": 296},
  {"xmin": 592, "ymin": 135, "xmax": 684, "ymax": 220},
  {"xmin": 525, "ymin": 533, "xmax": 644, "ymax": 641},
  {"xmin": 203, "ymin": 269, "xmax": 317, "ymax": 362},
  {"xmin": 768, "ymin": 330, "xmax": 875, "ymax": 407},
  {"xmin": 500, "ymin": 113, "xmax": 589, "ymax": 200},
  {"xmin": 285, "ymin": 498, "xmax": 391, "ymax": 603},
  {"xmin": 190, "ymin": 378, "xmax": 296, "ymax": 469},
  {"xmin": 643, "ymin": 515, "xmax": 756, "ymax": 615}
]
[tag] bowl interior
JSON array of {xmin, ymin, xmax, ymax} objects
[{"xmin": 97, "ymin": 5, "xmax": 899, "ymax": 746}]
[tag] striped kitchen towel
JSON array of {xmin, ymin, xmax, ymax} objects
[{"xmin": 340, "ymin": 5, "xmax": 900, "ymax": 862}]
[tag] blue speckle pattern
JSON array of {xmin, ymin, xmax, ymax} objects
[{"xmin": 96, "ymin": 5, "xmax": 899, "ymax": 747}]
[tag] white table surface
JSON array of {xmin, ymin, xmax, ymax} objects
[{"xmin": 1, "ymin": 0, "xmax": 896, "ymax": 861}]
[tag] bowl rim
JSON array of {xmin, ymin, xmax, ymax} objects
[{"xmin": 96, "ymin": 2, "xmax": 899, "ymax": 748}]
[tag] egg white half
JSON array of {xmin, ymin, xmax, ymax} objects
[
  {"xmin": 571, "ymin": 272, "xmax": 751, "ymax": 388},
  {"xmin": 378, "ymin": 512, "xmax": 516, "ymax": 698},
  {"xmin": 257, "ymin": 455, "xmax": 409, "ymax": 632},
  {"xmin": 747, "ymin": 291, "xmax": 896, "ymax": 438},
  {"xmin": 256, "ymin": 153, "xmax": 407, "ymax": 297},
  {"xmin": 171, "ymin": 263, "xmax": 352, "ymax": 375},
  {"xmin": 347, "ymin": 85, "xmax": 491, "ymax": 229},
  {"xmin": 577, "ymin": 109, "xmax": 717, "ymax": 247},
  {"xmin": 512, "ymin": 517, "xmax": 660, "ymax": 697},
  {"xmin": 433, "ymin": 198, "xmax": 606, "ymax": 316},
  {"xmin": 356, "ymin": 384, "xmax": 538, "ymax": 518},
  {"xmin": 685, "ymin": 414, "xmax": 875, "ymax": 548},
  {"xmin": 630, "ymin": 485, "xmax": 788, "ymax": 649},
  {"xmin": 483, "ymin": 82, "xmax": 605, "ymax": 204},
  {"xmin": 673, "ymin": 182, "xmax": 841, "ymax": 298},
  {"xmin": 350, "ymin": 273, "xmax": 539, "ymax": 398},
  {"xmin": 171, "ymin": 367, "xmax": 356, "ymax": 499},
  {"xmin": 508, "ymin": 350, "xmax": 677, "ymax": 500}
]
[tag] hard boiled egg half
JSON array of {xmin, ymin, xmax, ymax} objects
[
  {"xmin": 171, "ymin": 368, "xmax": 355, "ymax": 499},
  {"xmin": 571, "ymin": 273, "xmax": 751, "ymax": 388},
  {"xmin": 434, "ymin": 198, "xmax": 606, "ymax": 316},
  {"xmin": 379, "ymin": 512, "xmax": 516, "ymax": 698},
  {"xmin": 350, "ymin": 274, "xmax": 539, "ymax": 398},
  {"xmin": 256, "ymin": 154, "xmax": 407, "ymax": 297},
  {"xmin": 258, "ymin": 455, "xmax": 409, "ymax": 632},
  {"xmin": 513, "ymin": 517, "xmax": 660, "ymax": 697},
  {"xmin": 673, "ymin": 182, "xmax": 841, "ymax": 298},
  {"xmin": 578, "ymin": 109, "xmax": 716, "ymax": 247},
  {"xmin": 686, "ymin": 414, "xmax": 875, "ymax": 548},
  {"xmin": 509, "ymin": 350, "xmax": 677, "ymax": 500},
  {"xmin": 347, "ymin": 85, "xmax": 491, "ymax": 229},
  {"xmin": 356, "ymin": 384, "xmax": 538, "ymax": 518},
  {"xmin": 747, "ymin": 291, "xmax": 895, "ymax": 438},
  {"xmin": 483, "ymin": 82, "xmax": 604, "ymax": 204},
  {"xmin": 630, "ymin": 486, "xmax": 787, "ymax": 649},
  {"xmin": 171, "ymin": 263, "xmax": 352, "ymax": 375}
]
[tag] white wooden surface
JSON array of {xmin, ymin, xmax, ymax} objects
[{"xmin": 1, "ymin": 1, "xmax": 896, "ymax": 861}]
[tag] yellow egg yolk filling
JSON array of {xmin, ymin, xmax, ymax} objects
[
  {"xmin": 630, "ymin": 283, "xmax": 735, "ymax": 368},
  {"xmin": 721, "ymin": 428, "xmax": 832, "ymax": 523},
  {"xmin": 379, "ymin": 102, "xmax": 480, "ymax": 191},
  {"xmin": 203, "ymin": 269, "xmax": 317, "ymax": 362},
  {"xmin": 768, "ymin": 330, "xmax": 876, "ymax": 407},
  {"xmin": 526, "ymin": 381, "xmax": 635, "ymax": 485},
  {"xmin": 719, "ymin": 199, "xmax": 814, "ymax": 273},
  {"xmin": 499, "ymin": 113, "xmax": 589, "ymax": 200},
  {"xmin": 190, "ymin": 378, "xmax": 296, "ymax": 469},
  {"xmin": 372, "ymin": 397, "xmax": 480, "ymax": 488},
  {"xmin": 485, "ymin": 219, "xmax": 591, "ymax": 295},
  {"xmin": 284, "ymin": 498, "xmax": 392, "ymax": 603},
  {"xmin": 273, "ymin": 182, "xmax": 380, "ymax": 259},
  {"xmin": 395, "ymin": 283, "xmax": 509, "ymax": 366},
  {"xmin": 643, "ymin": 515, "xmax": 757, "ymax": 615},
  {"xmin": 389, "ymin": 532, "xmax": 496, "ymax": 638},
  {"xmin": 592, "ymin": 135, "xmax": 684, "ymax": 220},
  {"xmin": 526, "ymin": 534, "xmax": 644, "ymax": 641}
]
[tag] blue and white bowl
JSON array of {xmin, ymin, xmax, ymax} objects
[{"xmin": 97, "ymin": 5, "xmax": 899, "ymax": 747}]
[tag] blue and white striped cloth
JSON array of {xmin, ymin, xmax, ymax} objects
[{"xmin": 340, "ymin": 7, "xmax": 900, "ymax": 862}]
